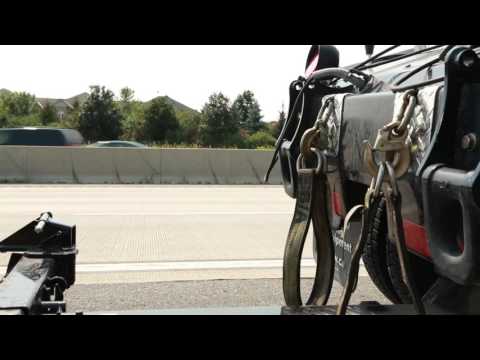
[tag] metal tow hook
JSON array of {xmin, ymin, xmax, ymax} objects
[
  {"xmin": 364, "ymin": 90, "xmax": 417, "ymax": 179},
  {"xmin": 299, "ymin": 99, "xmax": 334, "ymax": 157}
]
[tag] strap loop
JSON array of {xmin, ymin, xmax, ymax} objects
[
  {"xmin": 296, "ymin": 147, "xmax": 324, "ymax": 175},
  {"xmin": 283, "ymin": 149, "xmax": 334, "ymax": 307}
]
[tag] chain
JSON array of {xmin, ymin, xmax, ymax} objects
[
  {"xmin": 299, "ymin": 98, "xmax": 335, "ymax": 158},
  {"xmin": 390, "ymin": 89, "xmax": 418, "ymax": 135},
  {"xmin": 374, "ymin": 90, "xmax": 417, "ymax": 152},
  {"xmin": 338, "ymin": 91, "xmax": 421, "ymax": 314},
  {"xmin": 364, "ymin": 90, "xmax": 417, "ymax": 180},
  {"xmin": 363, "ymin": 92, "xmax": 421, "ymax": 313}
]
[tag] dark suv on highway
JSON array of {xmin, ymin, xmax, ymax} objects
[{"xmin": 0, "ymin": 127, "xmax": 84, "ymax": 146}]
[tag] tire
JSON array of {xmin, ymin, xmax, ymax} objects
[
  {"xmin": 315, "ymin": 191, "xmax": 438, "ymax": 304},
  {"xmin": 385, "ymin": 237, "xmax": 412, "ymax": 303},
  {"xmin": 386, "ymin": 232, "xmax": 438, "ymax": 304},
  {"xmin": 362, "ymin": 198, "xmax": 403, "ymax": 304},
  {"xmin": 362, "ymin": 197, "xmax": 438, "ymax": 304}
]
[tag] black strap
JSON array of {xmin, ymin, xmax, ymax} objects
[
  {"xmin": 384, "ymin": 163, "xmax": 426, "ymax": 314},
  {"xmin": 336, "ymin": 197, "xmax": 379, "ymax": 315},
  {"xmin": 283, "ymin": 167, "xmax": 334, "ymax": 306}
]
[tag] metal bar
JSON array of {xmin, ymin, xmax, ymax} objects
[{"xmin": 0, "ymin": 256, "xmax": 52, "ymax": 314}]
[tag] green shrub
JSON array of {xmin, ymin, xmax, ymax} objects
[
  {"xmin": 245, "ymin": 131, "xmax": 276, "ymax": 149},
  {"xmin": 6, "ymin": 114, "xmax": 42, "ymax": 127}
]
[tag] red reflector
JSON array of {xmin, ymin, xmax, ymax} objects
[
  {"xmin": 403, "ymin": 220, "xmax": 431, "ymax": 259},
  {"xmin": 332, "ymin": 192, "xmax": 342, "ymax": 216}
]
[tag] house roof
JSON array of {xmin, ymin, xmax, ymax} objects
[
  {"xmin": 146, "ymin": 95, "xmax": 198, "ymax": 114},
  {"xmin": 65, "ymin": 92, "xmax": 89, "ymax": 105},
  {"xmin": 36, "ymin": 92, "xmax": 89, "ymax": 110},
  {"xmin": 36, "ymin": 98, "xmax": 73, "ymax": 110},
  {"xmin": 2, "ymin": 89, "xmax": 197, "ymax": 115}
]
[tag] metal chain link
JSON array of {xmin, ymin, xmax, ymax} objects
[
  {"xmin": 299, "ymin": 97, "xmax": 335, "ymax": 158},
  {"xmin": 364, "ymin": 90, "xmax": 418, "ymax": 180}
]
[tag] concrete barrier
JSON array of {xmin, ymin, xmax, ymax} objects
[
  {"xmin": 161, "ymin": 149, "xmax": 214, "ymax": 184},
  {"xmin": 71, "ymin": 148, "xmax": 119, "ymax": 184},
  {"xmin": 27, "ymin": 147, "xmax": 74, "ymax": 183},
  {"xmin": 0, "ymin": 146, "xmax": 282, "ymax": 185},
  {"xmin": 0, "ymin": 147, "xmax": 28, "ymax": 182},
  {"xmin": 113, "ymin": 148, "xmax": 161, "ymax": 184}
]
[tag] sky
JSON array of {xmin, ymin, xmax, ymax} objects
[{"xmin": 0, "ymin": 45, "xmax": 413, "ymax": 122}]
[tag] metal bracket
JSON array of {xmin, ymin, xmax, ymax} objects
[
  {"xmin": 419, "ymin": 46, "xmax": 480, "ymax": 286},
  {"xmin": 0, "ymin": 213, "xmax": 77, "ymax": 314},
  {"xmin": 279, "ymin": 83, "xmax": 350, "ymax": 198}
]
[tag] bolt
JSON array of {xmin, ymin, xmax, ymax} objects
[
  {"xmin": 461, "ymin": 133, "xmax": 477, "ymax": 151},
  {"xmin": 438, "ymin": 181, "xmax": 449, "ymax": 190},
  {"xmin": 461, "ymin": 52, "xmax": 476, "ymax": 68}
]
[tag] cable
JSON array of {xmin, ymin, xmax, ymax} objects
[
  {"xmin": 391, "ymin": 77, "xmax": 445, "ymax": 93},
  {"xmin": 390, "ymin": 45, "xmax": 455, "ymax": 92},
  {"xmin": 264, "ymin": 68, "xmax": 370, "ymax": 182},
  {"xmin": 328, "ymin": 46, "xmax": 444, "ymax": 90},
  {"xmin": 357, "ymin": 45, "xmax": 446, "ymax": 71},
  {"xmin": 391, "ymin": 58, "xmax": 442, "ymax": 92},
  {"xmin": 353, "ymin": 45, "xmax": 400, "ymax": 70},
  {"xmin": 264, "ymin": 81, "xmax": 306, "ymax": 182}
]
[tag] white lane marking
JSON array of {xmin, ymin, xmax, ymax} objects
[
  {"xmin": 0, "ymin": 259, "xmax": 367, "ymax": 276},
  {"xmin": 77, "ymin": 259, "xmax": 315, "ymax": 272},
  {"xmin": 73, "ymin": 211, "xmax": 293, "ymax": 216}
]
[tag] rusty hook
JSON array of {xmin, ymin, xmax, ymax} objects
[{"xmin": 363, "ymin": 141, "xmax": 411, "ymax": 180}]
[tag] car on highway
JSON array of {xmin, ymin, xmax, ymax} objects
[
  {"xmin": 0, "ymin": 127, "xmax": 84, "ymax": 146},
  {"xmin": 88, "ymin": 140, "xmax": 147, "ymax": 148}
]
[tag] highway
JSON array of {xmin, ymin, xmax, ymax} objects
[{"xmin": 0, "ymin": 184, "xmax": 389, "ymax": 313}]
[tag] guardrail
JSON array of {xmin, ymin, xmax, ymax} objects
[{"xmin": 0, "ymin": 146, "xmax": 282, "ymax": 184}]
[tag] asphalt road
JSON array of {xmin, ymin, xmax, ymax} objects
[{"xmin": 0, "ymin": 185, "xmax": 390, "ymax": 313}]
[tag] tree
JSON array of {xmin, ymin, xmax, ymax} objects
[
  {"xmin": 78, "ymin": 86, "xmax": 123, "ymax": 142},
  {"xmin": 272, "ymin": 103, "xmax": 286, "ymax": 138},
  {"xmin": 199, "ymin": 92, "xmax": 239, "ymax": 147},
  {"xmin": 119, "ymin": 87, "xmax": 135, "ymax": 103},
  {"xmin": 0, "ymin": 93, "xmax": 11, "ymax": 126},
  {"xmin": 143, "ymin": 97, "xmax": 179, "ymax": 143},
  {"xmin": 232, "ymin": 90, "xmax": 263, "ymax": 134},
  {"xmin": 2, "ymin": 92, "xmax": 37, "ymax": 116},
  {"xmin": 60, "ymin": 100, "xmax": 81, "ymax": 129},
  {"xmin": 116, "ymin": 87, "xmax": 146, "ymax": 141},
  {"xmin": 121, "ymin": 101, "xmax": 145, "ymax": 141},
  {"xmin": 178, "ymin": 110, "xmax": 201, "ymax": 144},
  {"xmin": 39, "ymin": 102, "xmax": 58, "ymax": 125},
  {"xmin": 0, "ymin": 91, "xmax": 40, "ymax": 128}
]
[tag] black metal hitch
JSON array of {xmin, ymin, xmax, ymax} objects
[
  {"xmin": 0, "ymin": 212, "xmax": 77, "ymax": 315},
  {"xmin": 279, "ymin": 81, "xmax": 349, "ymax": 198},
  {"xmin": 420, "ymin": 46, "xmax": 480, "ymax": 286}
]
